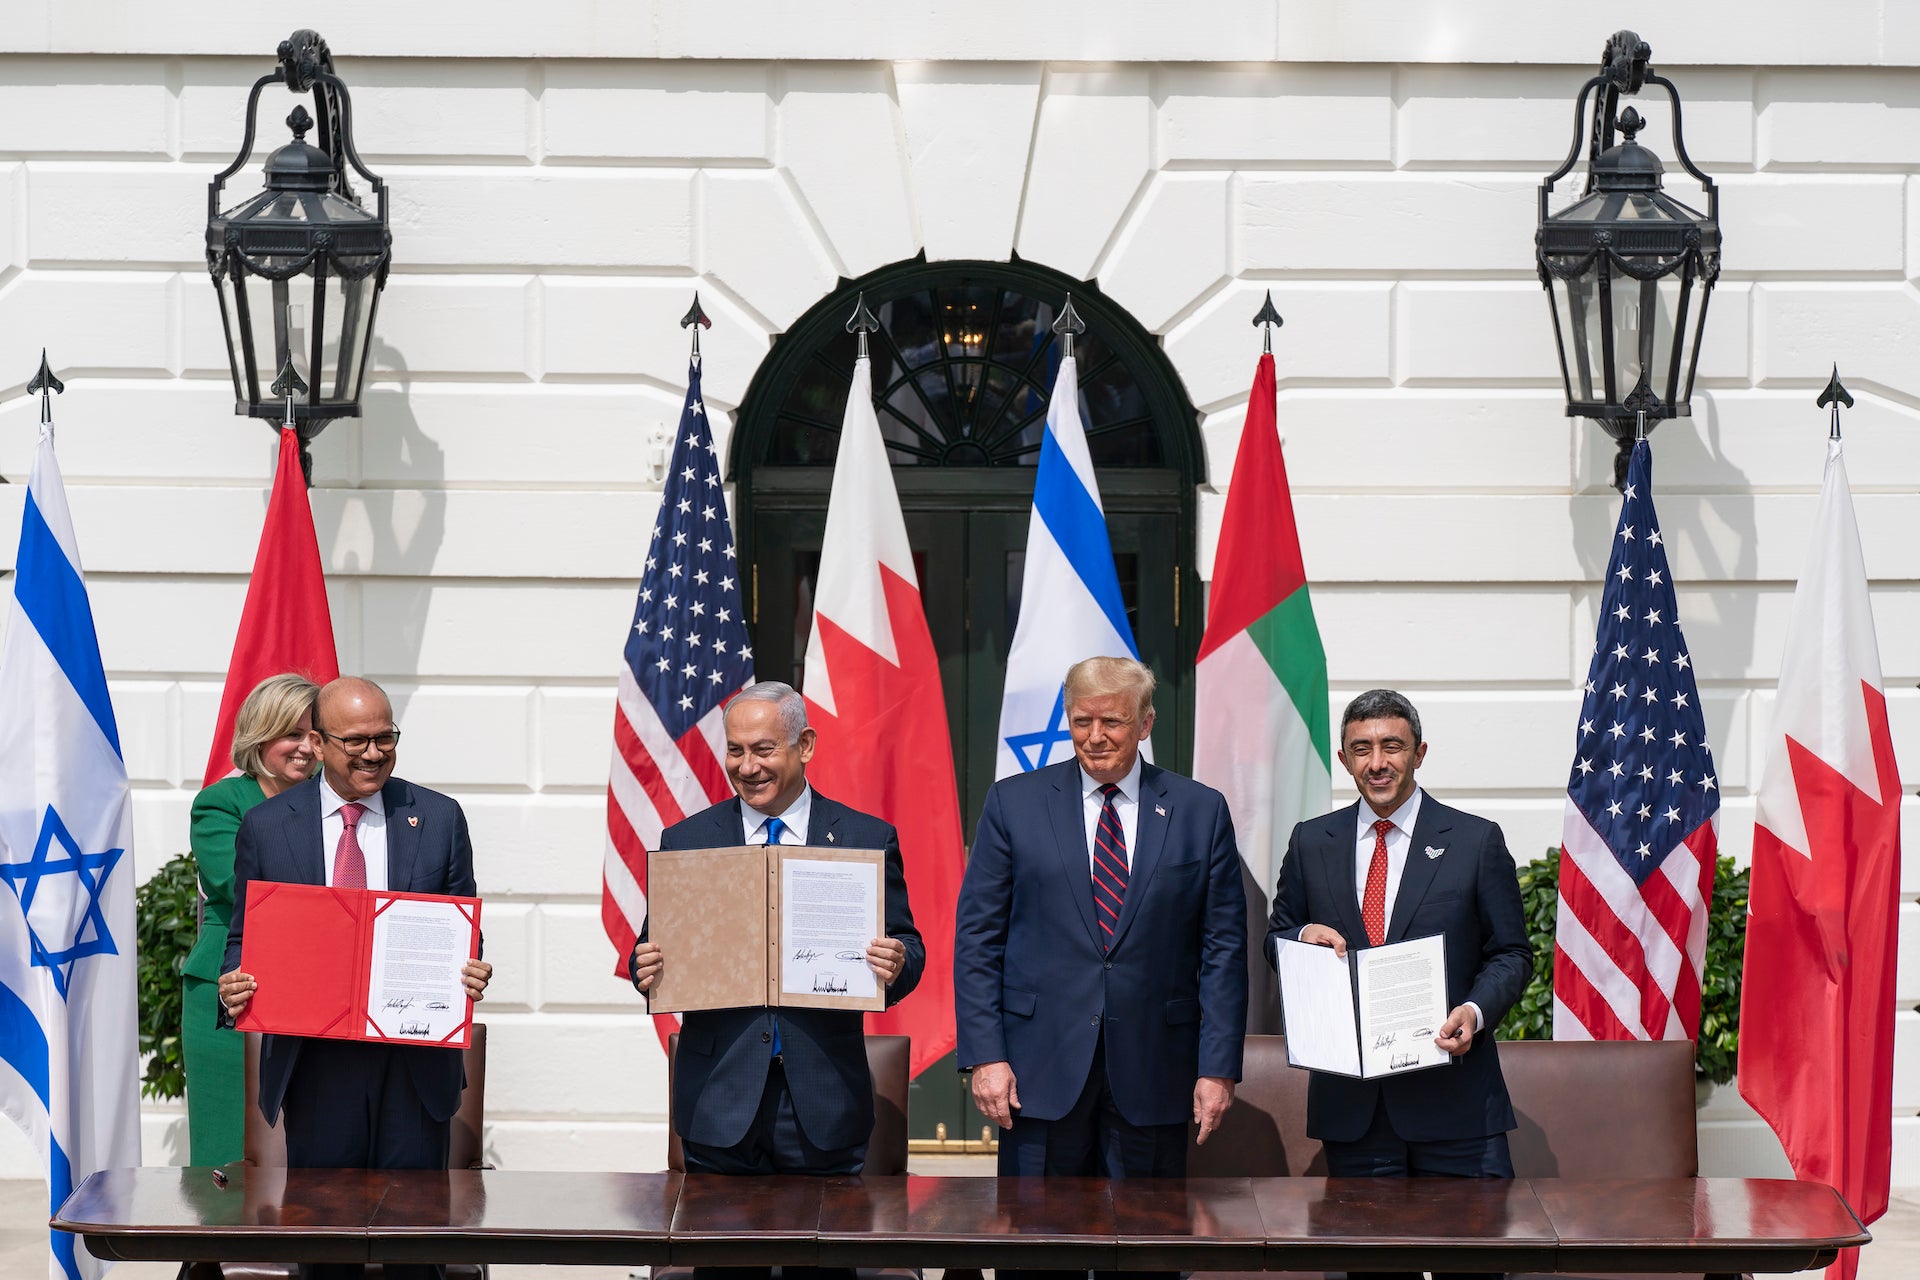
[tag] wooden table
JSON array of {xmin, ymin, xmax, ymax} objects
[{"xmin": 53, "ymin": 1169, "xmax": 1869, "ymax": 1273}]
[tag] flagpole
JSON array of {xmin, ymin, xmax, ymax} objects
[
  {"xmin": 28, "ymin": 348, "xmax": 64, "ymax": 429},
  {"xmin": 1053, "ymin": 292, "xmax": 1084, "ymax": 359},
  {"xmin": 1251, "ymin": 290, "xmax": 1284, "ymax": 354},
  {"xmin": 1818, "ymin": 365, "xmax": 1852, "ymax": 442},
  {"xmin": 845, "ymin": 292, "xmax": 878, "ymax": 360},
  {"xmin": 681, "ymin": 292, "xmax": 711, "ymax": 366}
]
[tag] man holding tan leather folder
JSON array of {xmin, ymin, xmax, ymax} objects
[{"xmin": 630, "ymin": 681, "xmax": 923, "ymax": 1184}]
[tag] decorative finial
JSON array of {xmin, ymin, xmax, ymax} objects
[
  {"xmin": 27, "ymin": 349, "xmax": 64, "ymax": 426},
  {"xmin": 270, "ymin": 356, "xmax": 308, "ymax": 429},
  {"xmin": 1052, "ymin": 293, "xmax": 1086, "ymax": 360},
  {"xmin": 1818, "ymin": 364, "xmax": 1852, "ymax": 442},
  {"xmin": 681, "ymin": 292, "xmax": 712, "ymax": 362},
  {"xmin": 287, "ymin": 104, "xmax": 314, "ymax": 142},
  {"xmin": 845, "ymin": 292, "xmax": 880, "ymax": 361},
  {"xmin": 1251, "ymin": 290, "xmax": 1284, "ymax": 354}
]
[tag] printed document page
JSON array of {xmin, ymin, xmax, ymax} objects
[
  {"xmin": 779, "ymin": 856, "xmax": 879, "ymax": 1001},
  {"xmin": 365, "ymin": 897, "xmax": 473, "ymax": 1043},
  {"xmin": 1354, "ymin": 933, "xmax": 1451, "ymax": 1077},
  {"xmin": 1274, "ymin": 936, "xmax": 1362, "ymax": 1077}
]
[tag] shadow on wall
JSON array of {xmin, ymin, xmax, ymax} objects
[{"xmin": 310, "ymin": 336, "xmax": 447, "ymax": 711}]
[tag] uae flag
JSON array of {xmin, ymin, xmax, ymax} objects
[
  {"xmin": 801, "ymin": 348, "xmax": 964, "ymax": 1078},
  {"xmin": 1741, "ymin": 433, "xmax": 1900, "ymax": 1280},
  {"xmin": 1192, "ymin": 351, "xmax": 1330, "ymax": 902},
  {"xmin": 201, "ymin": 426, "xmax": 339, "ymax": 786}
]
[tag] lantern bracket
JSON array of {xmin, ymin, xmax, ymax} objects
[
  {"xmin": 207, "ymin": 29, "xmax": 387, "ymax": 228},
  {"xmin": 1539, "ymin": 30, "xmax": 1717, "ymax": 232}
]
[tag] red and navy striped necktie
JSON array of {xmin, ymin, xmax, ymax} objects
[{"xmin": 1092, "ymin": 782, "xmax": 1129, "ymax": 948}]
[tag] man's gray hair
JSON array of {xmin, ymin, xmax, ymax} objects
[
  {"xmin": 727, "ymin": 681, "xmax": 810, "ymax": 744},
  {"xmin": 1063, "ymin": 656, "xmax": 1157, "ymax": 721},
  {"xmin": 1340, "ymin": 688, "xmax": 1423, "ymax": 745}
]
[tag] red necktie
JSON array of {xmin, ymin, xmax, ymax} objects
[
  {"xmin": 1092, "ymin": 783, "xmax": 1129, "ymax": 949},
  {"xmin": 1361, "ymin": 818, "xmax": 1392, "ymax": 947},
  {"xmin": 334, "ymin": 802, "xmax": 368, "ymax": 890}
]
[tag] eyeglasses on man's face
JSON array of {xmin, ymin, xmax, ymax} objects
[{"xmin": 320, "ymin": 730, "xmax": 401, "ymax": 754}]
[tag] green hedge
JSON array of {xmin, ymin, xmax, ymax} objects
[
  {"xmin": 1495, "ymin": 846, "xmax": 1748, "ymax": 1084},
  {"xmin": 134, "ymin": 852, "xmax": 199, "ymax": 1101}
]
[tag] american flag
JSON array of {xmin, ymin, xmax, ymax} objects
[
  {"xmin": 602, "ymin": 358, "xmax": 755, "ymax": 1007},
  {"xmin": 1553, "ymin": 438, "xmax": 1720, "ymax": 1042}
]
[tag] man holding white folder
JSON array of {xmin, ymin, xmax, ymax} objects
[{"xmin": 1267, "ymin": 689, "xmax": 1529, "ymax": 1279}]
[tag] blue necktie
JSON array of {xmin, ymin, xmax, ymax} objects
[{"xmin": 763, "ymin": 816, "xmax": 786, "ymax": 1058}]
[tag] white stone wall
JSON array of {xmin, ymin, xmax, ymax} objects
[{"xmin": 2, "ymin": 3, "xmax": 1919, "ymax": 1183}]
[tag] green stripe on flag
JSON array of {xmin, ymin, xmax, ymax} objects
[{"xmin": 1246, "ymin": 586, "xmax": 1331, "ymax": 770}]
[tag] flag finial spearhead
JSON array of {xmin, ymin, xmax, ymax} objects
[
  {"xmin": 845, "ymin": 291, "xmax": 879, "ymax": 360},
  {"xmin": 682, "ymin": 292, "xmax": 712, "ymax": 363},
  {"xmin": 1817, "ymin": 364, "xmax": 1852, "ymax": 441},
  {"xmin": 28, "ymin": 348, "xmax": 64, "ymax": 425},
  {"xmin": 1251, "ymin": 290, "xmax": 1284, "ymax": 353},
  {"xmin": 1052, "ymin": 293, "xmax": 1086, "ymax": 360}
]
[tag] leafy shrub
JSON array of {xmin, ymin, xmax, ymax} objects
[
  {"xmin": 1494, "ymin": 846, "xmax": 1749, "ymax": 1084},
  {"xmin": 134, "ymin": 852, "xmax": 200, "ymax": 1100}
]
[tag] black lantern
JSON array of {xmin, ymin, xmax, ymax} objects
[
  {"xmin": 207, "ymin": 30, "xmax": 391, "ymax": 470},
  {"xmin": 1537, "ymin": 31, "xmax": 1720, "ymax": 488}
]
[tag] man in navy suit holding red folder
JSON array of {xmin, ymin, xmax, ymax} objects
[{"xmin": 220, "ymin": 677, "xmax": 491, "ymax": 1280}]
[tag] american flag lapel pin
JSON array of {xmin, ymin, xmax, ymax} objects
[
  {"xmin": 1424, "ymin": 844, "xmax": 1443, "ymax": 859},
  {"xmin": 1155, "ymin": 804, "xmax": 1167, "ymax": 817},
  {"xmin": 827, "ymin": 832, "xmax": 836, "ymax": 843},
  {"xmin": 408, "ymin": 816, "xmax": 420, "ymax": 828}
]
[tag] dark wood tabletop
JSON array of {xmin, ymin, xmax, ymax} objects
[
  {"xmin": 369, "ymin": 1170, "xmax": 680, "ymax": 1267},
  {"xmin": 818, "ymin": 1174, "xmax": 1117, "ymax": 1270},
  {"xmin": 1534, "ymin": 1177, "xmax": 1871, "ymax": 1274},
  {"xmin": 1255, "ymin": 1176, "xmax": 1560, "ymax": 1274},
  {"xmin": 52, "ymin": 1168, "xmax": 1870, "ymax": 1271}
]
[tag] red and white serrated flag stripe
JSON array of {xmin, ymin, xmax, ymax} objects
[
  {"xmin": 801, "ymin": 352, "xmax": 965, "ymax": 1079},
  {"xmin": 1741, "ymin": 436, "xmax": 1899, "ymax": 1280}
]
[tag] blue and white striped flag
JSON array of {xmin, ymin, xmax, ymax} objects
[
  {"xmin": 995, "ymin": 352, "xmax": 1150, "ymax": 777},
  {"xmin": 0, "ymin": 421, "xmax": 140, "ymax": 1280}
]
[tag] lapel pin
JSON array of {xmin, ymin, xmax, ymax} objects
[
  {"xmin": 1424, "ymin": 845, "xmax": 1444, "ymax": 859},
  {"xmin": 826, "ymin": 832, "xmax": 836, "ymax": 843},
  {"xmin": 408, "ymin": 816, "xmax": 419, "ymax": 828},
  {"xmin": 1155, "ymin": 804, "xmax": 1167, "ymax": 817}
]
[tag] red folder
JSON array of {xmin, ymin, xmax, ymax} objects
[{"xmin": 237, "ymin": 882, "xmax": 481, "ymax": 1049}]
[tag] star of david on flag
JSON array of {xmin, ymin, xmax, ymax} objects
[
  {"xmin": 0, "ymin": 807, "xmax": 125, "ymax": 1000},
  {"xmin": 0, "ymin": 414, "xmax": 141, "ymax": 1280}
]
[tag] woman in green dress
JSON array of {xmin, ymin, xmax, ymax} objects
[{"xmin": 181, "ymin": 672, "xmax": 322, "ymax": 1165}]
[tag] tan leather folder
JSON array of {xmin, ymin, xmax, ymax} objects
[{"xmin": 646, "ymin": 844, "xmax": 886, "ymax": 1013}]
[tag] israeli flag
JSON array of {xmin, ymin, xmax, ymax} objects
[
  {"xmin": 0, "ymin": 423, "xmax": 140, "ymax": 1280},
  {"xmin": 995, "ymin": 353, "xmax": 1150, "ymax": 778}
]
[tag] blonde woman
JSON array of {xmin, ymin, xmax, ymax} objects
[{"xmin": 180, "ymin": 673, "xmax": 321, "ymax": 1166}]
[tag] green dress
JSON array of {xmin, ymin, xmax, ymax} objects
[{"xmin": 182, "ymin": 774, "xmax": 265, "ymax": 1166}]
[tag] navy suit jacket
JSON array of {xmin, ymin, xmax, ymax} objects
[
  {"xmin": 222, "ymin": 775, "xmax": 476, "ymax": 1128},
  {"xmin": 953, "ymin": 760, "xmax": 1248, "ymax": 1127},
  {"xmin": 635, "ymin": 792, "xmax": 924, "ymax": 1153},
  {"xmin": 1265, "ymin": 794, "xmax": 1532, "ymax": 1143}
]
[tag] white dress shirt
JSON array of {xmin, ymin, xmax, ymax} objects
[
  {"xmin": 744, "ymin": 785, "xmax": 813, "ymax": 845},
  {"xmin": 318, "ymin": 773, "xmax": 389, "ymax": 891},
  {"xmin": 1080, "ymin": 756, "xmax": 1143, "ymax": 870},
  {"xmin": 1354, "ymin": 786, "xmax": 1481, "ymax": 1032}
]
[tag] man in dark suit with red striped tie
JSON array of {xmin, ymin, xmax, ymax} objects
[
  {"xmin": 955, "ymin": 656, "xmax": 1248, "ymax": 1212},
  {"xmin": 1267, "ymin": 688, "xmax": 1531, "ymax": 1280}
]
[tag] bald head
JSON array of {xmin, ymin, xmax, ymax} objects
[{"xmin": 316, "ymin": 677, "xmax": 399, "ymax": 801}]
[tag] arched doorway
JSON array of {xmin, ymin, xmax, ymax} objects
[{"xmin": 730, "ymin": 256, "xmax": 1206, "ymax": 1144}]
